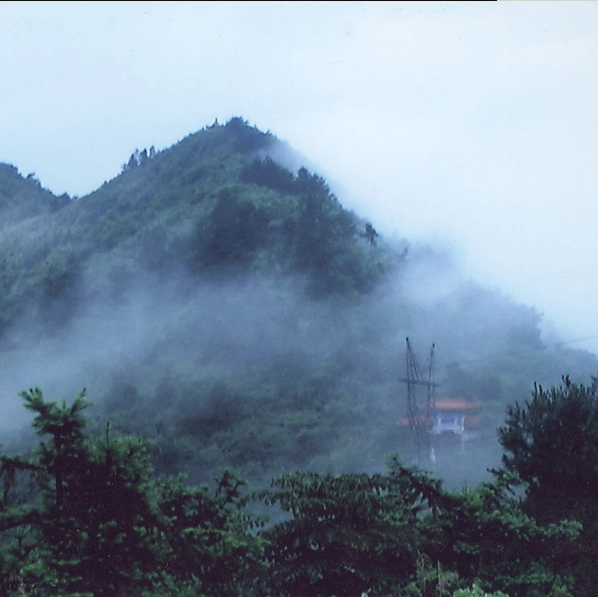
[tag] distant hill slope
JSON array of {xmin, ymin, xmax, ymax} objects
[
  {"xmin": 0, "ymin": 163, "xmax": 70, "ymax": 224},
  {"xmin": 0, "ymin": 116, "xmax": 596, "ymax": 490},
  {"xmin": 0, "ymin": 117, "xmax": 388, "ymax": 336}
]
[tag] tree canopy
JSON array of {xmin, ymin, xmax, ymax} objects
[
  {"xmin": 0, "ymin": 388, "xmax": 586, "ymax": 597},
  {"xmin": 0, "ymin": 388, "xmax": 265, "ymax": 597},
  {"xmin": 497, "ymin": 374, "xmax": 598, "ymax": 596}
]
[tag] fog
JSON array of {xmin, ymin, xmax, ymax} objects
[
  {"xmin": 1, "ymin": 2, "xmax": 598, "ymax": 359},
  {"xmin": 2, "ymin": 216, "xmax": 595, "ymax": 488},
  {"xmin": 2, "ymin": 109, "xmax": 597, "ymax": 489}
]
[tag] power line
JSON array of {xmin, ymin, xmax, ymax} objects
[{"xmin": 423, "ymin": 332, "xmax": 598, "ymax": 383}]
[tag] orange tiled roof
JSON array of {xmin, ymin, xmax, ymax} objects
[{"xmin": 435, "ymin": 398, "xmax": 480, "ymax": 411}]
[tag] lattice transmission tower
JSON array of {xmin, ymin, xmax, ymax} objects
[{"xmin": 399, "ymin": 337, "xmax": 437, "ymax": 466}]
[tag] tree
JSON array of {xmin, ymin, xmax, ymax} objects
[
  {"xmin": 361, "ymin": 223, "xmax": 379, "ymax": 247},
  {"xmin": 291, "ymin": 168, "xmax": 381, "ymax": 296},
  {"xmin": 258, "ymin": 465, "xmax": 429, "ymax": 597},
  {"xmin": 156, "ymin": 468, "xmax": 266, "ymax": 597},
  {"xmin": 496, "ymin": 375, "xmax": 598, "ymax": 596},
  {"xmin": 0, "ymin": 388, "xmax": 264, "ymax": 597},
  {"xmin": 420, "ymin": 473, "xmax": 577, "ymax": 597},
  {"xmin": 258, "ymin": 456, "xmax": 578, "ymax": 597},
  {"xmin": 0, "ymin": 388, "xmax": 169, "ymax": 595},
  {"xmin": 0, "ymin": 385, "xmax": 584, "ymax": 597},
  {"xmin": 194, "ymin": 191, "xmax": 270, "ymax": 271}
]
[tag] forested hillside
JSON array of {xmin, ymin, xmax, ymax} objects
[
  {"xmin": 1, "ymin": 116, "xmax": 598, "ymax": 596},
  {"xmin": 0, "ymin": 116, "xmax": 596, "ymax": 492}
]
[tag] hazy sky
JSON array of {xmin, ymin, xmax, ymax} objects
[{"xmin": 2, "ymin": 1, "xmax": 598, "ymax": 354}]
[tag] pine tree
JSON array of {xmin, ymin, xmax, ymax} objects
[{"xmin": 0, "ymin": 388, "xmax": 264, "ymax": 596}]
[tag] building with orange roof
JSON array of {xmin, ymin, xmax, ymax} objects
[{"xmin": 431, "ymin": 398, "xmax": 480, "ymax": 435}]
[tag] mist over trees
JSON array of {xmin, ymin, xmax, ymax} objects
[
  {"xmin": 0, "ymin": 116, "xmax": 597, "ymax": 594},
  {"xmin": 0, "ymin": 116, "xmax": 596, "ymax": 485},
  {"xmin": 0, "ymin": 387, "xmax": 585, "ymax": 597},
  {"xmin": 497, "ymin": 376, "xmax": 598, "ymax": 595}
]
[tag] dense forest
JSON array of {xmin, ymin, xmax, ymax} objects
[{"xmin": 0, "ymin": 117, "xmax": 597, "ymax": 595}]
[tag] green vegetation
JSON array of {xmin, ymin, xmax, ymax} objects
[
  {"xmin": 0, "ymin": 116, "xmax": 597, "ymax": 595},
  {"xmin": 0, "ymin": 386, "xmax": 587, "ymax": 596},
  {"xmin": 1, "ymin": 116, "xmax": 596, "ymax": 487},
  {"xmin": 259, "ymin": 460, "xmax": 575, "ymax": 597},
  {"xmin": 497, "ymin": 375, "xmax": 598, "ymax": 597},
  {"xmin": 0, "ymin": 117, "xmax": 387, "ymax": 335},
  {"xmin": 0, "ymin": 389, "xmax": 265, "ymax": 597}
]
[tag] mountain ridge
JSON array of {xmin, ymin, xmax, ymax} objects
[
  {"xmin": 0, "ymin": 117, "xmax": 389, "ymax": 334},
  {"xmin": 0, "ymin": 116, "xmax": 596, "ymax": 489}
]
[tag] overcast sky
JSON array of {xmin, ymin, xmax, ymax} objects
[{"xmin": 2, "ymin": 1, "xmax": 598, "ymax": 355}]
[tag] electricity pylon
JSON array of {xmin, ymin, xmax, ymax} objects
[{"xmin": 399, "ymin": 337, "xmax": 437, "ymax": 466}]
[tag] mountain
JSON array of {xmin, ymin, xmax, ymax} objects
[
  {"xmin": 0, "ymin": 116, "xmax": 596, "ymax": 489},
  {"xmin": 0, "ymin": 117, "xmax": 387, "ymax": 333}
]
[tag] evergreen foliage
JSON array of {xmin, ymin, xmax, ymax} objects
[
  {"xmin": 0, "ymin": 163, "xmax": 70, "ymax": 225},
  {"xmin": 497, "ymin": 375, "xmax": 598, "ymax": 596},
  {"xmin": 258, "ymin": 456, "xmax": 577, "ymax": 597},
  {"xmin": 259, "ymin": 467, "xmax": 425, "ymax": 597},
  {"xmin": 0, "ymin": 117, "xmax": 598, "ymax": 595},
  {"xmin": 0, "ymin": 115, "xmax": 596, "ymax": 493},
  {"xmin": 0, "ymin": 389, "xmax": 264, "ymax": 597},
  {"xmin": 0, "ymin": 117, "xmax": 387, "ymax": 336},
  {"xmin": 0, "ymin": 392, "xmax": 581, "ymax": 596}
]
